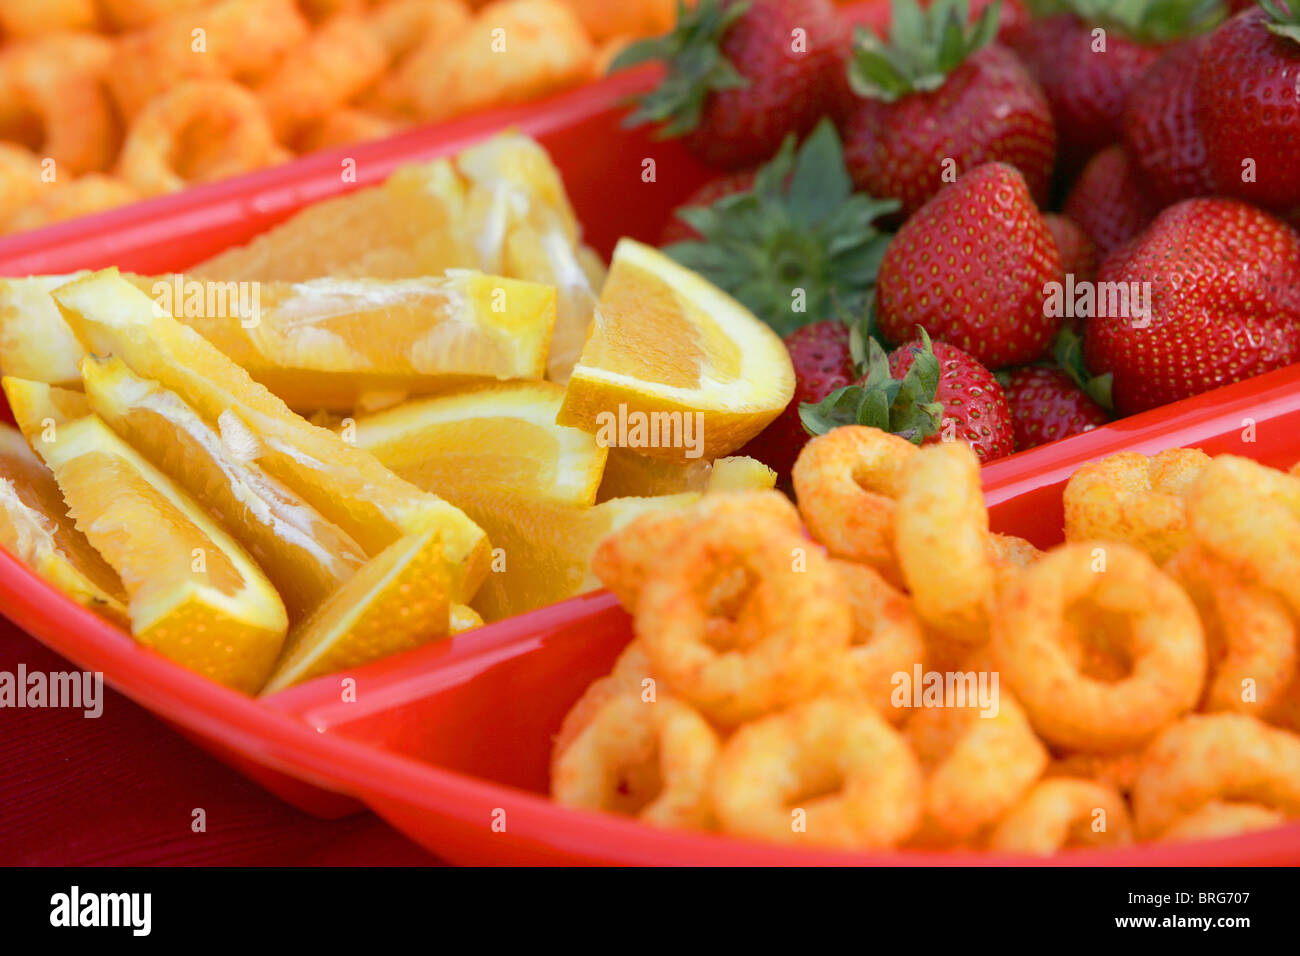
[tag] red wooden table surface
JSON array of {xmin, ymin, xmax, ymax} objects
[{"xmin": 0, "ymin": 616, "xmax": 439, "ymax": 866}]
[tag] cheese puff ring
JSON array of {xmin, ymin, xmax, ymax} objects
[
  {"xmin": 552, "ymin": 640, "xmax": 652, "ymax": 759},
  {"xmin": 1, "ymin": 35, "xmax": 117, "ymax": 175},
  {"xmin": 257, "ymin": 14, "xmax": 389, "ymax": 139},
  {"xmin": 987, "ymin": 779, "xmax": 1132, "ymax": 854},
  {"xmin": 0, "ymin": 0, "xmax": 94, "ymax": 38},
  {"xmin": 1063, "ymin": 448, "xmax": 1211, "ymax": 565},
  {"xmin": 551, "ymin": 693, "xmax": 720, "ymax": 830},
  {"xmin": 988, "ymin": 533, "xmax": 1042, "ymax": 569},
  {"xmin": 635, "ymin": 505, "xmax": 852, "ymax": 727},
  {"xmin": 1046, "ymin": 749, "xmax": 1143, "ymax": 797},
  {"xmin": 4, "ymin": 174, "xmax": 137, "ymax": 233},
  {"xmin": 1160, "ymin": 801, "xmax": 1288, "ymax": 843},
  {"xmin": 792, "ymin": 425, "xmax": 917, "ymax": 587},
  {"xmin": 117, "ymin": 81, "xmax": 290, "ymax": 196},
  {"xmin": 711, "ymin": 698, "xmax": 922, "ymax": 849},
  {"xmin": 904, "ymin": 694, "xmax": 1048, "ymax": 846},
  {"xmin": 1132, "ymin": 713, "xmax": 1300, "ymax": 839},
  {"xmin": 294, "ymin": 109, "xmax": 400, "ymax": 154},
  {"xmin": 1164, "ymin": 545, "xmax": 1297, "ymax": 716},
  {"xmin": 993, "ymin": 542, "xmax": 1204, "ymax": 752},
  {"xmin": 400, "ymin": 0, "xmax": 596, "ymax": 123},
  {"xmin": 0, "ymin": 144, "xmax": 44, "ymax": 225},
  {"xmin": 825, "ymin": 559, "xmax": 924, "ymax": 724},
  {"xmin": 367, "ymin": 0, "xmax": 471, "ymax": 63},
  {"xmin": 1188, "ymin": 454, "xmax": 1300, "ymax": 619},
  {"xmin": 591, "ymin": 490, "xmax": 802, "ymax": 613},
  {"xmin": 109, "ymin": 0, "xmax": 310, "ymax": 118},
  {"xmin": 896, "ymin": 440, "xmax": 995, "ymax": 644},
  {"xmin": 97, "ymin": 0, "xmax": 207, "ymax": 31}
]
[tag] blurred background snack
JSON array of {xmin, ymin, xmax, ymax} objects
[{"xmin": 0, "ymin": 0, "xmax": 675, "ymax": 237}]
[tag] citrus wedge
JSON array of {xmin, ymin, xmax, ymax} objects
[
  {"xmin": 81, "ymin": 354, "xmax": 366, "ymax": 622},
  {"xmin": 460, "ymin": 491, "xmax": 701, "ymax": 622},
  {"xmin": 261, "ymin": 524, "xmax": 450, "ymax": 694},
  {"xmin": 4, "ymin": 379, "xmax": 288, "ymax": 693},
  {"xmin": 450, "ymin": 603, "xmax": 483, "ymax": 634},
  {"xmin": 706, "ymin": 456, "xmax": 778, "ymax": 493},
  {"xmin": 129, "ymin": 272, "xmax": 557, "ymax": 412},
  {"xmin": 0, "ymin": 422, "xmax": 128, "ymax": 626},
  {"xmin": 51, "ymin": 269, "xmax": 489, "ymax": 600},
  {"xmin": 457, "ymin": 132, "xmax": 600, "ymax": 382},
  {"xmin": 594, "ymin": 449, "xmax": 715, "ymax": 501},
  {"xmin": 193, "ymin": 158, "xmax": 479, "ymax": 282},
  {"xmin": 349, "ymin": 381, "xmax": 607, "ymax": 507},
  {"xmin": 3, "ymin": 377, "xmax": 90, "ymax": 436},
  {"xmin": 0, "ymin": 274, "xmax": 88, "ymax": 385},
  {"xmin": 557, "ymin": 238, "xmax": 794, "ymax": 461}
]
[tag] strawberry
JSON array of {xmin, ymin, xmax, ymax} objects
[
  {"xmin": 875, "ymin": 162, "xmax": 1062, "ymax": 369},
  {"xmin": 1010, "ymin": 2, "xmax": 1222, "ymax": 175},
  {"xmin": 1121, "ymin": 36, "xmax": 1216, "ymax": 207},
  {"xmin": 1195, "ymin": 3, "xmax": 1300, "ymax": 212},
  {"xmin": 663, "ymin": 119, "xmax": 898, "ymax": 336},
  {"xmin": 739, "ymin": 319, "xmax": 856, "ymax": 479},
  {"xmin": 659, "ymin": 169, "xmax": 758, "ymax": 244},
  {"xmin": 1004, "ymin": 366, "xmax": 1110, "ymax": 450},
  {"xmin": 840, "ymin": 0, "xmax": 1055, "ymax": 220},
  {"xmin": 1061, "ymin": 146, "xmax": 1157, "ymax": 259},
  {"xmin": 1083, "ymin": 198, "xmax": 1300, "ymax": 416},
  {"xmin": 802, "ymin": 329, "xmax": 1015, "ymax": 462},
  {"xmin": 614, "ymin": 0, "xmax": 852, "ymax": 170},
  {"xmin": 1044, "ymin": 213, "xmax": 1098, "ymax": 284}
]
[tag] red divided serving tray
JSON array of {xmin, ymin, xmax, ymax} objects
[{"xmin": 2, "ymin": 0, "xmax": 1299, "ymax": 864}]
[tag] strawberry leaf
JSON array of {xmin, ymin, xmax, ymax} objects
[
  {"xmin": 663, "ymin": 119, "xmax": 899, "ymax": 336},
  {"xmin": 613, "ymin": 0, "xmax": 753, "ymax": 137},
  {"xmin": 850, "ymin": 0, "xmax": 1001, "ymax": 102},
  {"xmin": 1063, "ymin": 0, "xmax": 1226, "ymax": 44},
  {"xmin": 1054, "ymin": 325, "xmax": 1115, "ymax": 410}
]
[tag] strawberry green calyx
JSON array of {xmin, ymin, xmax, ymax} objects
[
  {"xmin": 1054, "ymin": 325, "xmax": 1114, "ymax": 410},
  {"xmin": 610, "ymin": 0, "xmax": 751, "ymax": 136},
  {"xmin": 1260, "ymin": 0, "xmax": 1300, "ymax": 44},
  {"xmin": 849, "ymin": 0, "xmax": 1001, "ymax": 102},
  {"xmin": 1063, "ymin": 0, "xmax": 1226, "ymax": 44},
  {"xmin": 800, "ymin": 328, "xmax": 943, "ymax": 442},
  {"xmin": 663, "ymin": 119, "xmax": 900, "ymax": 336}
]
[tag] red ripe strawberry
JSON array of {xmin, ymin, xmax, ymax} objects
[
  {"xmin": 1083, "ymin": 198, "xmax": 1300, "ymax": 416},
  {"xmin": 1195, "ymin": 4, "xmax": 1300, "ymax": 212},
  {"xmin": 801, "ymin": 329, "xmax": 1015, "ymax": 462},
  {"xmin": 1010, "ymin": 3, "xmax": 1220, "ymax": 174},
  {"xmin": 659, "ymin": 170, "xmax": 758, "ymax": 244},
  {"xmin": 739, "ymin": 319, "xmax": 856, "ymax": 478},
  {"xmin": 1044, "ymin": 213, "xmax": 1098, "ymax": 284},
  {"xmin": 841, "ymin": 1, "xmax": 1055, "ymax": 219},
  {"xmin": 1121, "ymin": 36, "xmax": 1216, "ymax": 206},
  {"xmin": 614, "ymin": 0, "xmax": 851, "ymax": 170},
  {"xmin": 875, "ymin": 162, "xmax": 1062, "ymax": 369},
  {"xmin": 1004, "ymin": 366, "xmax": 1109, "ymax": 450},
  {"xmin": 977, "ymin": 0, "xmax": 1033, "ymax": 44},
  {"xmin": 1061, "ymin": 146, "xmax": 1158, "ymax": 259},
  {"xmin": 885, "ymin": 336, "xmax": 1015, "ymax": 461}
]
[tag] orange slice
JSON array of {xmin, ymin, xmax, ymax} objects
[
  {"xmin": 706, "ymin": 456, "xmax": 778, "ymax": 493},
  {"xmin": 189, "ymin": 132, "xmax": 602, "ymax": 383},
  {"xmin": 557, "ymin": 238, "xmax": 794, "ymax": 461},
  {"xmin": 193, "ymin": 158, "xmax": 478, "ymax": 282},
  {"xmin": 350, "ymin": 381, "xmax": 607, "ymax": 506},
  {"xmin": 261, "ymin": 524, "xmax": 450, "ymax": 693},
  {"xmin": 4, "ymin": 378, "xmax": 288, "ymax": 693},
  {"xmin": 450, "ymin": 603, "xmax": 484, "ymax": 634},
  {"xmin": 460, "ymin": 491, "xmax": 701, "ymax": 622},
  {"xmin": 81, "ymin": 354, "xmax": 366, "ymax": 622},
  {"xmin": 0, "ymin": 274, "xmax": 88, "ymax": 385},
  {"xmin": 52, "ymin": 269, "xmax": 490, "ymax": 600},
  {"xmin": 130, "ymin": 272, "xmax": 557, "ymax": 412},
  {"xmin": 0, "ymin": 422, "xmax": 128, "ymax": 625}
]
